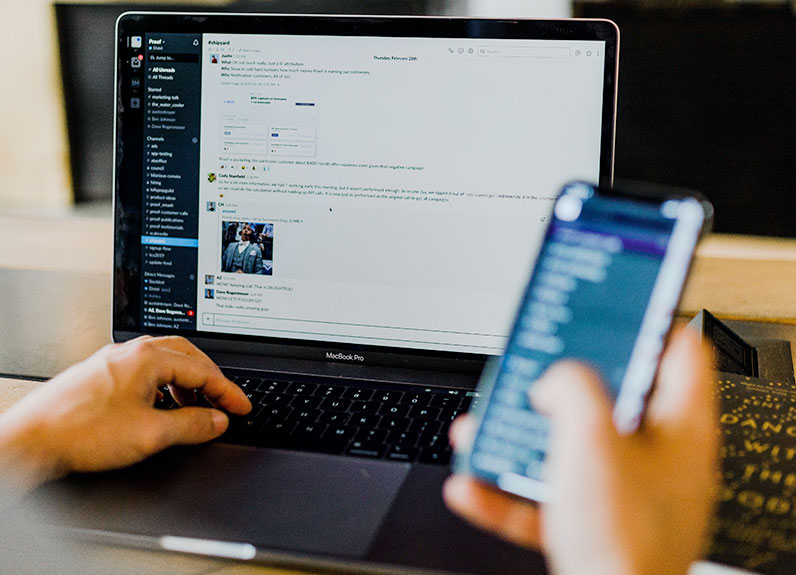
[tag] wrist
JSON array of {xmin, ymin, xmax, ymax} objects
[{"xmin": 0, "ymin": 401, "xmax": 69, "ymax": 494}]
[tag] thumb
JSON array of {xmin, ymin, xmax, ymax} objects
[
  {"xmin": 529, "ymin": 361, "xmax": 616, "ymax": 449},
  {"xmin": 645, "ymin": 327, "xmax": 716, "ymax": 441},
  {"xmin": 153, "ymin": 407, "xmax": 229, "ymax": 449}
]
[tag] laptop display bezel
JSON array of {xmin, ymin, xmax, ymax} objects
[{"xmin": 113, "ymin": 12, "xmax": 619, "ymax": 374}]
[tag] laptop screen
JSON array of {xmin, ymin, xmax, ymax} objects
[{"xmin": 115, "ymin": 14, "xmax": 618, "ymax": 364}]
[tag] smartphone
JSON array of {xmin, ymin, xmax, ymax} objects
[{"xmin": 458, "ymin": 181, "xmax": 710, "ymax": 502}]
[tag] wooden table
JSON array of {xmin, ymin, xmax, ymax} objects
[{"xmin": 0, "ymin": 210, "xmax": 794, "ymax": 574}]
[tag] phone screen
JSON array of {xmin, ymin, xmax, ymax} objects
[{"xmin": 465, "ymin": 182, "xmax": 705, "ymax": 501}]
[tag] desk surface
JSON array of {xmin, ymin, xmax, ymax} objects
[{"xmin": 0, "ymin": 211, "xmax": 794, "ymax": 574}]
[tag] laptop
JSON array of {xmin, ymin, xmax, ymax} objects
[{"xmin": 32, "ymin": 12, "xmax": 618, "ymax": 575}]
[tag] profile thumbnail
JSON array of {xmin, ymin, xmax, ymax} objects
[{"xmin": 221, "ymin": 221, "xmax": 274, "ymax": 276}]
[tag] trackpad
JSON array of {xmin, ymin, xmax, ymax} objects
[{"xmin": 30, "ymin": 444, "xmax": 410, "ymax": 558}]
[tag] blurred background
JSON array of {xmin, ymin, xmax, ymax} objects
[{"xmin": 1, "ymin": 0, "xmax": 794, "ymax": 236}]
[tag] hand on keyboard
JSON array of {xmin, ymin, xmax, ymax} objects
[{"xmin": 0, "ymin": 336, "xmax": 251, "ymax": 492}]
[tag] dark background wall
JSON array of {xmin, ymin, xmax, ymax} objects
[{"xmin": 575, "ymin": 2, "xmax": 796, "ymax": 237}]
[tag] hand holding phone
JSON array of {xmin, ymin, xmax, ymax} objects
[{"xmin": 457, "ymin": 181, "xmax": 709, "ymax": 502}]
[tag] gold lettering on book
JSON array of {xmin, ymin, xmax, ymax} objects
[
  {"xmin": 709, "ymin": 374, "xmax": 796, "ymax": 572},
  {"xmin": 720, "ymin": 413, "xmax": 796, "ymax": 437}
]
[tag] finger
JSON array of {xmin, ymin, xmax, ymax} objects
[
  {"xmin": 448, "ymin": 415, "xmax": 476, "ymax": 451},
  {"xmin": 530, "ymin": 361, "xmax": 615, "ymax": 434},
  {"xmin": 169, "ymin": 385, "xmax": 197, "ymax": 407},
  {"xmin": 130, "ymin": 340, "xmax": 251, "ymax": 415},
  {"xmin": 644, "ymin": 327, "xmax": 715, "ymax": 437},
  {"xmin": 150, "ymin": 407, "xmax": 229, "ymax": 450},
  {"xmin": 443, "ymin": 475, "xmax": 542, "ymax": 549},
  {"xmin": 149, "ymin": 338, "xmax": 253, "ymax": 415},
  {"xmin": 124, "ymin": 335, "xmax": 230, "ymax": 387},
  {"xmin": 529, "ymin": 361, "xmax": 618, "ymax": 485}
]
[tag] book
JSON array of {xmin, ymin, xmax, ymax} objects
[{"xmin": 708, "ymin": 372, "xmax": 796, "ymax": 574}]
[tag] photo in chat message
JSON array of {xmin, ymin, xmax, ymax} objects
[{"xmin": 221, "ymin": 221, "xmax": 274, "ymax": 276}]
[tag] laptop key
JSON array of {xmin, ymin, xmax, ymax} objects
[
  {"xmin": 387, "ymin": 430, "xmax": 419, "ymax": 446},
  {"xmin": 262, "ymin": 392, "xmax": 293, "ymax": 406},
  {"xmin": 374, "ymin": 391, "xmax": 404, "ymax": 404},
  {"xmin": 155, "ymin": 387, "xmax": 177, "ymax": 409},
  {"xmin": 238, "ymin": 377, "xmax": 263, "ymax": 390},
  {"xmin": 459, "ymin": 396, "xmax": 473, "ymax": 410},
  {"xmin": 378, "ymin": 404, "xmax": 411, "ymax": 417},
  {"xmin": 380, "ymin": 416, "xmax": 411, "ymax": 431},
  {"xmin": 258, "ymin": 380, "xmax": 289, "ymax": 393},
  {"xmin": 408, "ymin": 419, "xmax": 441, "ymax": 434},
  {"xmin": 323, "ymin": 426, "xmax": 357, "ymax": 442},
  {"xmin": 260, "ymin": 419, "xmax": 298, "ymax": 438},
  {"xmin": 226, "ymin": 414, "xmax": 260, "ymax": 436},
  {"xmin": 354, "ymin": 428, "xmax": 388, "ymax": 443},
  {"xmin": 402, "ymin": 393, "xmax": 432, "ymax": 407},
  {"xmin": 429, "ymin": 395, "xmax": 462, "ymax": 409},
  {"xmin": 408, "ymin": 406, "xmax": 440, "ymax": 420},
  {"xmin": 244, "ymin": 391, "xmax": 265, "ymax": 406},
  {"xmin": 349, "ymin": 413, "xmax": 380, "ymax": 428},
  {"xmin": 347, "ymin": 440, "xmax": 386, "ymax": 459},
  {"xmin": 294, "ymin": 409, "xmax": 321, "ymax": 422},
  {"xmin": 342, "ymin": 388, "xmax": 373, "ymax": 401},
  {"xmin": 294, "ymin": 422, "xmax": 328, "ymax": 438},
  {"xmin": 262, "ymin": 406, "xmax": 292, "ymax": 420},
  {"xmin": 293, "ymin": 396, "xmax": 323, "ymax": 409},
  {"xmin": 418, "ymin": 446, "xmax": 452, "ymax": 465},
  {"xmin": 318, "ymin": 411, "xmax": 351, "ymax": 425},
  {"xmin": 318, "ymin": 385, "xmax": 345, "ymax": 398},
  {"xmin": 349, "ymin": 400, "xmax": 380, "ymax": 414},
  {"xmin": 440, "ymin": 408, "xmax": 464, "ymax": 422},
  {"xmin": 319, "ymin": 398, "xmax": 351, "ymax": 411},
  {"xmin": 386, "ymin": 444, "xmax": 418, "ymax": 462},
  {"xmin": 287, "ymin": 382, "xmax": 317, "ymax": 395},
  {"xmin": 419, "ymin": 432, "xmax": 447, "ymax": 449}
]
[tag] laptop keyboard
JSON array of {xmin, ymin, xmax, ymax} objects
[{"xmin": 156, "ymin": 370, "xmax": 482, "ymax": 465}]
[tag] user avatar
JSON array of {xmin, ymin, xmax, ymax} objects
[
  {"xmin": 208, "ymin": 173, "xmax": 216, "ymax": 183},
  {"xmin": 207, "ymin": 201, "xmax": 216, "ymax": 211},
  {"xmin": 211, "ymin": 54, "xmax": 219, "ymax": 64},
  {"xmin": 204, "ymin": 274, "xmax": 214, "ymax": 285},
  {"xmin": 204, "ymin": 288, "xmax": 215, "ymax": 299}
]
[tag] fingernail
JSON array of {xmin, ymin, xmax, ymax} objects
[{"xmin": 211, "ymin": 410, "xmax": 228, "ymax": 434}]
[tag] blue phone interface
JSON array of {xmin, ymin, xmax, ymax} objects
[{"xmin": 470, "ymin": 186, "xmax": 678, "ymax": 483}]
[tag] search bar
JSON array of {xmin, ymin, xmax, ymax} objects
[{"xmin": 477, "ymin": 46, "xmax": 571, "ymax": 59}]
